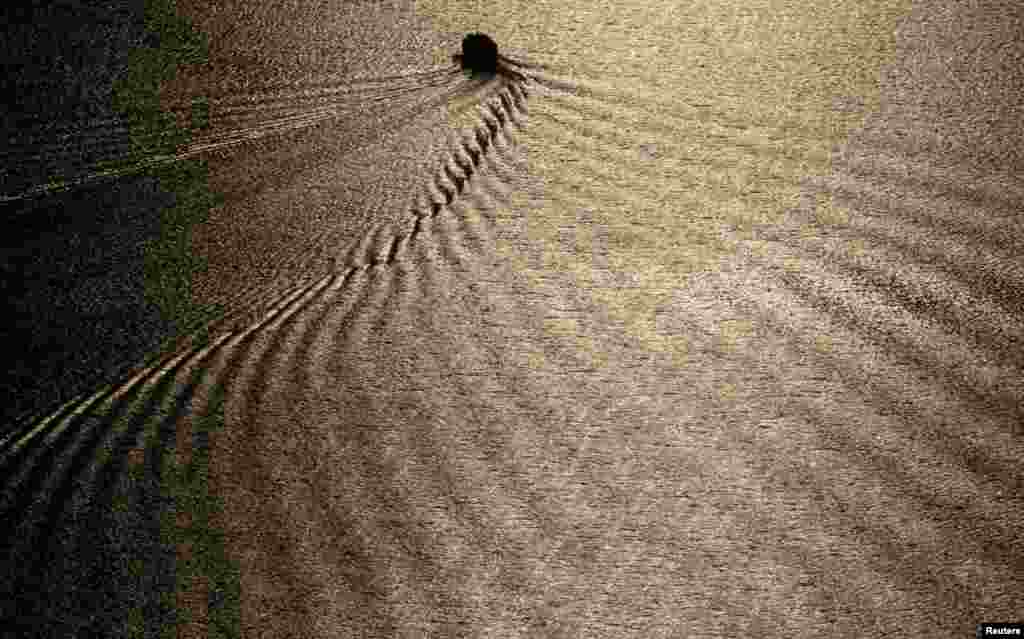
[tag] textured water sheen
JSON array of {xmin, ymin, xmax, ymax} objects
[{"xmin": 2, "ymin": 1, "xmax": 1022, "ymax": 637}]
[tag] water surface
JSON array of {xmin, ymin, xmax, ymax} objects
[{"xmin": 2, "ymin": 1, "xmax": 1022, "ymax": 637}]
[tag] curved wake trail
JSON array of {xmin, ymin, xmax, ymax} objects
[{"xmin": 0, "ymin": 75, "xmax": 533, "ymax": 635}]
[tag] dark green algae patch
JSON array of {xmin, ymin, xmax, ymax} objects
[
  {"xmin": 111, "ymin": 0, "xmax": 225, "ymax": 350},
  {"xmin": 109, "ymin": 2, "xmax": 241, "ymax": 637}
]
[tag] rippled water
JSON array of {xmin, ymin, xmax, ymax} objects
[{"xmin": 2, "ymin": 1, "xmax": 1022, "ymax": 637}]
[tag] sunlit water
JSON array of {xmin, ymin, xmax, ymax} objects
[{"xmin": 2, "ymin": 1, "xmax": 1022, "ymax": 637}]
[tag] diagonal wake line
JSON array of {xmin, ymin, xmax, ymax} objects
[
  {"xmin": 0, "ymin": 72, "xmax": 483, "ymax": 204},
  {"xmin": 4, "ymin": 66, "xmax": 464, "ymax": 135},
  {"xmin": 4, "ymin": 66, "xmax": 465, "ymax": 156},
  {"xmin": 1, "ymin": 78, "xmax": 459, "ymax": 175}
]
